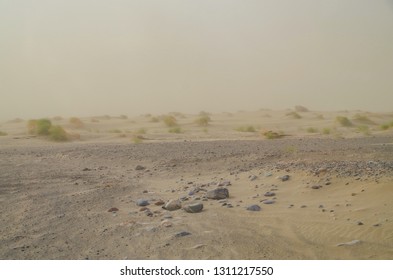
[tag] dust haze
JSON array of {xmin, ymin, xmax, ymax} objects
[{"xmin": 1, "ymin": 0, "xmax": 393, "ymax": 120}]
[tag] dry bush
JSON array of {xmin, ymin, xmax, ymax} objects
[
  {"xmin": 286, "ymin": 112, "xmax": 302, "ymax": 119},
  {"xmin": 28, "ymin": 119, "xmax": 52, "ymax": 135},
  {"xmin": 262, "ymin": 130, "xmax": 284, "ymax": 139},
  {"xmin": 295, "ymin": 105, "xmax": 309, "ymax": 112},
  {"xmin": 163, "ymin": 115, "xmax": 178, "ymax": 127},
  {"xmin": 195, "ymin": 115, "xmax": 211, "ymax": 126},
  {"xmin": 69, "ymin": 117, "xmax": 84, "ymax": 128},
  {"xmin": 168, "ymin": 126, "xmax": 182, "ymax": 133},
  {"xmin": 336, "ymin": 116, "xmax": 353, "ymax": 127},
  {"xmin": 306, "ymin": 127, "xmax": 318, "ymax": 133},
  {"xmin": 48, "ymin": 125, "xmax": 69, "ymax": 141}
]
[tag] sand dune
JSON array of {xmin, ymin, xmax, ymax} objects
[{"xmin": 0, "ymin": 109, "xmax": 392, "ymax": 259}]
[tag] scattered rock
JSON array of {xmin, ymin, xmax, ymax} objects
[
  {"xmin": 163, "ymin": 199, "xmax": 182, "ymax": 211},
  {"xmin": 175, "ymin": 231, "xmax": 191, "ymax": 237},
  {"xmin": 279, "ymin": 175, "xmax": 290, "ymax": 181},
  {"xmin": 135, "ymin": 165, "xmax": 145, "ymax": 171},
  {"xmin": 107, "ymin": 207, "xmax": 119, "ymax": 212},
  {"xmin": 373, "ymin": 223, "xmax": 381, "ymax": 227},
  {"xmin": 264, "ymin": 191, "xmax": 276, "ymax": 197},
  {"xmin": 249, "ymin": 175, "xmax": 258, "ymax": 181},
  {"xmin": 217, "ymin": 180, "xmax": 231, "ymax": 187},
  {"xmin": 357, "ymin": 221, "xmax": 364, "ymax": 226},
  {"xmin": 142, "ymin": 190, "xmax": 148, "ymax": 193},
  {"xmin": 262, "ymin": 200, "xmax": 275, "ymax": 205},
  {"xmin": 82, "ymin": 168, "xmax": 91, "ymax": 171},
  {"xmin": 161, "ymin": 220, "xmax": 173, "ymax": 227},
  {"xmin": 336, "ymin": 240, "xmax": 361, "ymax": 247},
  {"xmin": 139, "ymin": 207, "xmax": 149, "ymax": 212},
  {"xmin": 206, "ymin": 188, "xmax": 229, "ymax": 200},
  {"xmin": 136, "ymin": 199, "xmax": 149, "ymax": 207},
  {"xmin": 247, "ymin": 205, "xmax": 261, "ymax": 211},
  {"xmin": 154, "ymin": 199, "xmax": 165, "ymax": 206},
  {"xmin": 300, "ymin": 205, "xmax": 307, "ymax": 208},
  {"xmin": 183, "ymin": 202, "xmax": 204, "ymax": 213},
  {"xmin": 311, "ymin": 185, "xmax": 322, "ymax": 190}
]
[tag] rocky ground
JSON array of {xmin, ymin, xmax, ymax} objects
[{"xmin": 0, "ymin": 136, "xmax": 392, "ymax": 259}]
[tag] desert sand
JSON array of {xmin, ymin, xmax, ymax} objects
[{"xmin": 0, "ymin": 108, "xmax": 392, "ymax": 259}]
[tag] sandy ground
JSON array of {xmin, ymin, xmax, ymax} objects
[{"xmin": 0, "ymin": 109, "xmax": 392, "ymax": 259}]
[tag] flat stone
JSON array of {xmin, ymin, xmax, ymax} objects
[
  {"xmin": 175, "ymin": 231, "xmax": 191, "ymax": 237},
  {"xmin": 311, "ymin": 185, "xmax": 322, "ymax": 189},
  {"xmin": 135, "ymin": 165, "xmax": 146, "ymax": 170},
  {"xmin": 264, "ymin": 191, "xmax": 276, "ymax": 197},
  {"xmin": 206, "ymin": 188, "xmax": 229, "ymax": 200},
  {"xmin": 107, "ymin": 207, "xmax": 119, "ymax": 212},
  {"xmin": 136, "ymin": 199, "xmax": 149, "ymax": 207},
  {"xmin": 183, "ymin": 202, "xmax": 204, "ymax": 213},
  {"xmin": 279, "ymin": 175, "xmax": 290, "ymax": 181},
  {"xmin": 247, "ymin": 205, "xmax": 261, "ymax": 211},
  {"xmin": 262, "ymin": 200, "xmax": 275, "ymax": 204}
]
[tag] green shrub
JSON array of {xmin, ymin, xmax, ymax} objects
[
  {"xmin": 380, "ymin": 123, "xmax": 390, "ymax": 130},
  {"xmin": 336, "ymin": 116, "xmax": 353, "ymax": 127},
  {"xmin": 49, "ymin": 125, "xmax": 68, "ymax": 141},
  {"xmin": 0, "ymin": 131, "xmax": 7, "ymax": 136},
  {"xmin": 28, "ymin": 119, "xmax": 52, "ymax": 135},
  {"xmin": 322, "ymin": 128, "xmax": 331, "ymax": 135},
  {"xmin": 357, "ymin": 125, "xmax": 371, "ymax": 135},
  {"xmin": 263, "ymin": 130, "xmax": 284, "ymax": 139}
]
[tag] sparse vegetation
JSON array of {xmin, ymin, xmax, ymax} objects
[
  {"xmin": 306, "ymin": 127, "xmax": 318, "ymax": 133},
  {"xmin": 48, "ymin": 125, "xmax": 69, "ymax": 141},
  {"xmin": 108, "ymin": 129, "xmax": 122, "ymax": 133},
  {"xmin": 28, "ymin": 118, "xmax": 69, "ymax": 141},
  {"xmin": 236, "ymin": 126, "xmax": 256, "ymax": 132},
  {"xmin": 380, "ymin": 123, "xmax": 390, "ymax": 130},
  {"xmin": 352, "ymin": 114, "xmax": 375, "ymax": 125},
  {"xmin": 295, "ymin": 105, "xmax": 309, "ymax": 112},
  {"xmin": 136, "ymin": 128, "xmax": 147, "ymax": 134},
  {"xmin": 322, "ymin": 128, "xmax": 331, "ymax": 135},
  {"xmin": 150, "ymin": 116, "xmax": 160, "ymax": 123},
  {"xmin": 169, "ymin": 127, "xmax": 182, "ymax": 133},
  {"xmin": 262, "ymin": 130, "xmax": 284, "ymax": 139},
  {"xmin": 28, "ymin": 119, "xmax": 52, "ymax": 135},
  {"xmin": 69, "ymin": 117, "xmax": 84, "ymax": 128},
  {"xmin": 286, "ymin": 112, "xmax": 302, "ymax": 119},
  {"xmin": 0, "ymin": 131, "xmax": 7, "ymax": 136},
  {"xmin": 357, "ymin": 125, "xmax": 371, "ymax": 136},
  {"xmin": 162, "ymin": 115, "xmax": 178, "ymax": 127},
  {"xmin": 336, "ymin": 116, "xmax": 353, "ymax": 127},
  {"xmin": 195, "ymin": 115, "xmax": 211, "ymax": 126},
  {"xmin": 316, "ymin": 114, "xmax": 324, "ymax": 120},
  {"xmin": 131, "ymin": 135, "xmax": 143, "ymax": 144}
]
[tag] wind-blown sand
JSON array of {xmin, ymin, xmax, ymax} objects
[{"xmin": 0, "ymin": 109, "xmax": 392, "ymax": 259}]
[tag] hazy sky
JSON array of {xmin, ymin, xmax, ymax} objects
[{"xmin": 1, "ymin": 0, "xmax": 393, "ymax": 119}]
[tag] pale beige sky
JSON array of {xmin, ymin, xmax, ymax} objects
[{"xmin": 1, "ymin": 0, "xmax": 393, "ymax": 119}]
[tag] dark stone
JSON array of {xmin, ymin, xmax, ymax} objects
[
  {"xmin": 183, "ymin": 202, "xmax": 204, "ymax": 213},
  {"xmin": 136, "ymin": 199, "xmax": 149, "ymax": 206},
  {"xmin": 247, "ymin": 205, "xmax": 261, "ymax": 211},
  {"xmin": 264, "ymin": 191, "xmax": 276, "ymax": 197},
  {"xmin": 206, "ymin": 188, "xmax": 229, "ymax": 200},
  {"xmin": 175, "ymin": 231, "xmax": 191, "ymax": 237},
  {"xmin": 108, "ymin": 207, "xmax": 119, "ymax": 212},
  {"xmin": 135, "ymin": 165, "xmax": 145, "ymax": 171}
]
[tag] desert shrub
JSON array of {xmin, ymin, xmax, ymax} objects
[
  {"xmin": 306, "ymin": 127, "xmax": 318, "ymax": 133},
  {"xmin": 136, "ymin": 128, "xmax": 147, "ymax": 134},
  {"xmin": 132, "ymin": 135, "xmax": 143, "ymax": 144},
  {"xmin": 69, "ymin": 117, "xmax": 84, "ymax": 128},
  {"xmin": 357, "ymin": 125, "xmax": 371, "ymax": 135},
  {"xmin": 336, "ymin": 116, "xmax": 353, "ymax": 127},
  {"xmin": 295, "ymin": 105, "xmax": 309, "ymax": 112},
  {"xmin": 0, "ymin": 131, "xmax": 7, "ymax": 136},
  {"xmin": 28, "ymin": 119, "xmax": 52, "ymax": 135},
  {"xmin": 169, "ymin": 127, "xmax": 182, "ymax": 133},
  {"xmin": 286, "ymin": 112, "xmax": 302, "ymax": 119},
  {"xmin": 195, "ymin": 115, "xmax": 211, "ymax": 126},
  {"xmin": 48, "ymin": 125, "xmax": 68, "ymax": 141},
  {"xmin": 163, "ymin": 115, "xmax": 178, "ymax": 127},
  {"xmin": 352, "ymin": 114, "xmax": 375, "ymax": 125},
  {"xmin": 150, "ymin": 116, "xmax": 160, "ymax": 123},
  {"xmin": 322, "ymin": 128, "xmax": 331, "ymax": 135},
  {"xmin": 236, "ymin": 126, "xmax": 256, "ymax": 132},
  {"xmin": 380, "ymin": 123, "xmax": 390, "ymax": 130},
  {"xmin": 262, "ymin": 130, "xmax": 284, "ymax": 139}
]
